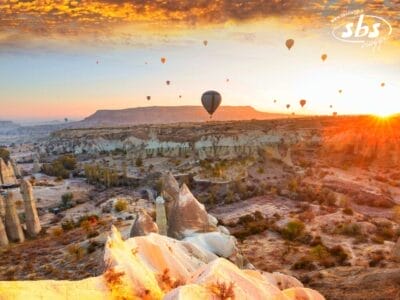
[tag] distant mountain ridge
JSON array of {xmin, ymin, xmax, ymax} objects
[{"xmin": 77, "ymin": 106, "xmax": 287, "ymax": 127}]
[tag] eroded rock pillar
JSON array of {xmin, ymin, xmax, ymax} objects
[
  {"xmin": 20, "ymin": 179, "xmax": 41, "ymax": 237},
  {"xmin": 4, "ymin": 192, "xmax": 24, "ymax": 243}
]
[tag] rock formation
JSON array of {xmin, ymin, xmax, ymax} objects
[
  {"xmin": 20, "ymin": 179, "xmax": 41, "ymax": 237},
  {"xmin": 161, "ymin": 172, "xmax": 180, "ymax": 213},
  {"xmin": 392, "ymin": 237, "xmax": 400, "ymax": 262},
  {"xmin": 0, "ymin": 193, "xmax": 5, "ymax": 219},
  {"xmin": 0, "ymin": 218, "xmax": 8, "ymax": 247},
  {"xmin": 130, "ymin": 210, "xmax": 158, "ymax": 237},
  {"xmin": 167, "ymin": 184, "xmax": 216, "ymax": 239},
  {"xmin": 0, "ymin": 227, "xmax": 325, "ymax": 299},
  {"xmin": 0, "ymin": 158, "xmax": 17, "ymax": 186},
  {"xmin": 4, "ymin": 192, "xmax": 24, "ymax": 243},
  {"xmin": 155, "ymin": 196, "xmax": 167, "ymax": 236},
  {"xmin": 10, "ymin": 159, "xmax": 21, "ymax": 178}
]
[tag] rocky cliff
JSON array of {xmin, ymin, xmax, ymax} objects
[
  {"xmin": 0, "ymin": 158, "xmax": 17, "ymax": 186},
  {"xmin": 77, "ymin": 106, "xmax": 288, "ymax": 127}
]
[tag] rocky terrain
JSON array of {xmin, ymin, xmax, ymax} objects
[
  {"xmin": 0, "ymin": 114, "xmax": 399, "ymax": 299},
  {"xmin": 77, "ymin": 106, "xmax": 288, "ymax": 127}
]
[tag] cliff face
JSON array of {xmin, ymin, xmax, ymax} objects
[
  {"xmin": 0, "ymin": 158, "xmax": 17, "ymax": 186},
  {"xmin": 77, "ymin": 106, "xmax": 288, "ymax": 127},
  {"xmin": 42, "ymin": 120, "xmax": 313, "ymax": 162}
]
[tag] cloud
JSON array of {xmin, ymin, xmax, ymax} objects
[{"xmin": 0, "ymin": 0, "xmax": 398, "ymax": 51}]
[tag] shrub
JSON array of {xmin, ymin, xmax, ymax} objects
[
  {"xmin": 67, "ymin": 244, "xmax": 85, "ymax": 261},
  {"xmin": 0, "ymin": 147, "xmax": 10, "ymax": 162},
  {"xmin": 291, "ymin": 256, "xmax": 317, "ymax": 270},
  {"xmin": 343, "ymin": 207, "xmax": 353, "ymax": 215},
  {"xmin": 51, "ymin": 227, "xmax": 63, "ymax": 237},
  {"xmin": 281, "ymin": 220, "xmax": 305, "ymax": 241},
  {"xmin": 337, "ymin": 223, "xmax": 362, "ymax": 237},
  {"xmin": 114, "ymin": 199, "xmax": 128, "ymax": 212},
  {"xmin": 42, "ymin": 155, "xmax": 77, "ymax": 179},
  {"xmin": 135, "ymin": 157, "xmax": 143, "ymax": 167},
  {"xmin": 61, "ymin": 219, "xmax": 76, "ymax": 231},
  {"xmin": 61, "ymin": 193, "xmax": 74, "ymax": 208}
]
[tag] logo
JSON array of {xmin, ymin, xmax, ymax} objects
[{"xmin": 331, "ymin": 10, "xmax": 392, "ymax": 49}]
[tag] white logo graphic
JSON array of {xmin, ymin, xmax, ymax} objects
[{"xmin": 331, "ymin": 10, "xmax": 392, "ymax": 49}]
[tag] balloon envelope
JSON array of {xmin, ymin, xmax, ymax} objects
[
  {"xmin": 286, "ymin": 39, "xmax": 294, "ymax": 50},
  {"xmin": 381, "ymin": 82, "xmax": 385, "ymax": 87},
  {"xmin": 338, "ymin": 89, "xmax": 342, "ymax": 93},
  {"xmin": 286, "ymin": 104, "xmax": 290, "ymax": 109},
  {"xmin": 161, "ymin": 57, "xmax": 166, "ymax": 64},
  {"xmin": 203, "ymin": 40, "xmax": 208, "ymax": 46},
  {"xmin": 299, "ymin": 99, "xmax": 306, "ymax": 107},
  {"xmin": 166, "ymin": 80, "xmax": 170, "ymax": 85},
  {"xmin": 321, "ymin": 54, "xmax": 327, "ymax": 61},
  {"xmin": 201, "ymin": 91, "xmax": 222, "ymax": 116},
  {"xmin": 147, "ymin": 96, "xmax": 151, "ymax": 101}
]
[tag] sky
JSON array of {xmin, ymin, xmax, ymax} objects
[{"xmin": 0, "ymin": 0, "xmax": 399, "ymax": 122}]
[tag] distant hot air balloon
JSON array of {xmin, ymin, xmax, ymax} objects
[
  {"xmin": 274, "ymin": 99, "xmax": 277, "ymax": 103},
  {"xmin": 333, "ymin": 112, "xmax": 338, "ymax": 116},
  {"xmin": 179, "ymin": 95, "xmax": 182, "ymax": 99},
  {"xmin": 147, "ymin": 96, "xmax": 151, "ymax": 101},
  {"xmin": 299, "ymin": 99, "xmax": 306, "ymax": 108},
  {"xmin": 166, "ymin": 80, "xmax": 171, "ymax": 85},
  {"xmin": 203, "ymin": 40, "xmax": 208, "ymax": 46},
  {"xmin": 330, "ymin": 105, "xmax": 333, "ymax": 108},
  {"xmin": 321, "ymin": 54, "xmax": 327, "ymax": 61},
  {"xmin": 96, "ymin": 60, "xmax": 99, "ymax": 64},
  {"xmin": 381, "ymin": 82, "xmax": 385, "ymax": 87},
  {"xmin": 161, "ymin": 57, "xmax": 166, "ymax": 64},
  {"xmin": 145, "ymin": 62, "xmax": 148, "ymax": 65},
  {"xmin": 226, "ymin": 78, "xmax": 230, "ymax": 82},
  {"xmin": 338, "ymin": 89, "xmax": 342, "ymax": 94},
  {"xmin": 64, "ymin": 118, "xmax": 68, "ymax": 123},
  {"xmin": 292, "ymin": 112, "xmax": 295, "ymax": 115},
  {"xmin": 286, "ymin": 104, "xmax": 291, "ymax": 109},
  {"xmin": 285, "ymin": 39, "xmax": 294, "ymax": 50},
  {"xmin": 201, "ymin": 91, "xmax": 222, "ymax": 118}
]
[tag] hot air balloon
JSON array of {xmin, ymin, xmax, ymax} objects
[
  {"xmin": 274, "ymin": 99, "xmax": 277, "ymax": 103},
  {"xmin": 321, "ymin": 54, "xmax": 327, "ymax": 61},
  {"xmin": 299, "ymin": 99, "xmax": 306, "ymax": 108},
  {"xmin": 330, "ymin": 105, "xmax": 333, "ymax": 108},
  {"xmin": 64, "ymin": 118, "xmax": 68, "ymax": 123},
  {"xmin": 203, "ymin": 40, "xmax": 208, "ymax": 46},
  {"xmin": 147, "ymin": 96, "xmax": 151, "ymax": 101},
  {"xmin": 381, "ymin": 82, "xmax": 385, "ymax": 87},
  {"xmin": 285, "ymin": 39, "xmax": 294, "ymax": 50},
  {"xmin": 286, "ymin": 104, "xmax": 291, "ymax": 109},
  {"xmin": 338, "ymin": 89, "xmax": 342, "ymax": 94},
  {"xmin": 179, "ymin": 95, "xmax": 182, "ymax": 99},
  {"xmin": 201, "ymin": 91, "xmax": 221, "ymax": 118},
  {"xmin": 96, "ymin": 60, "xmax": 99, "ymax": 64},
  {"xmin": 166, "ymin": 80, "xmax": 171, "ymax": 85},
  {"xmin": 226, "ymin": 79, "xmax": 230, "ymax": 82},
  {"xmin": 161, "ymin": 57, "xmax": 166, "ymax": 64}
]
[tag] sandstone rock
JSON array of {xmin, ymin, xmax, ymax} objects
[
  {"xmin": 20, "ymin": 179, "xmax": 41, "ymax": 237},
  {"xmin": 0, "ymin": 218, "xmax": 8, "ymax": 247},
  {"xmin": 0, "ymin": 227, "xmax": 325, "ymax": 300},
  {"xmin": 155, "ymin": 196, "xmax": 167, "ymax": 236},
  {"xmin": 4, "ymin": 192, "xmax": 24, "ymax": 243},
  {"xmin": 129, "ymin": 210, "xmax": 158, "ymax": 237},
  {"xmin": 0, "ymin": 194, "xmax": 5, "ymax": 219},
  {"xmin": 162, "ymin": 172, "xmax": 180, "ymax": 203},
  {"xmin": 11, "ymin": 159, "xmax": 21, "ymax": 178},
  {"xmin": 167, "ymin": 184, "xmax": 216, "ymax": 239},
  {"xmin": 0, "ymin": 158, "xmax": 17, "ymax": 186},
  {"xmin": 183, "ymin": 232, "xmax": 237, "ymax": 258},
  {"xmin": 392, "ymin": 237, "xmax": 400, "ymax": 262}
]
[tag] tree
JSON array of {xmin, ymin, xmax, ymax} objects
[{"xmin": 0, "ymin": 147, "xmax": 10, "ymax": 163}]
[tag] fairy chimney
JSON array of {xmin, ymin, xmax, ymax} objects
[
  {"xmin": 20, "ymin": 179, "xmax": 41, "ymax": 237},
  {"xmin": 4, "ymin": 192, "xmax": 24, "ymax": 243}
]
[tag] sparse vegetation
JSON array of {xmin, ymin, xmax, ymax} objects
[
  {"xmin": 114, "ymin": 199, "xmax": 128, "ymax": 212},
  {"xmin": 42, "ymin": 154, "xmax": 77, "ymax": 179}
]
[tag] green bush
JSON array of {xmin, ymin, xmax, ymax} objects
[
  {"xmin": 281, "ymin": 220, "xmax": 305, "ymax": 241},
  {"xmin": 0, "ymin": 148, "xmax": 10, "ymax": 163},
  {"xmin": 61, "ymin": 219, "xmax": 76, "ymax": 231},
  {"xmin": 114, "ymin": 199, "xmax": 128, "ymax": 212}
]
